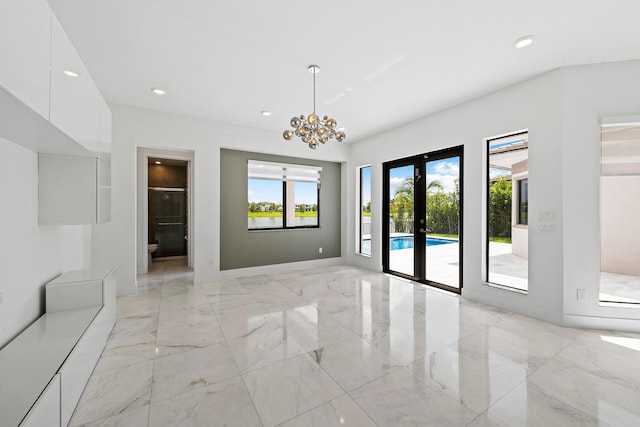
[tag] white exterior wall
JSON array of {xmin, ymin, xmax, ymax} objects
[
  {"xmin": 0, "ymin": 139, "xmax": 90, "ymax": 348},
  {"xmin": 100, "ymin": 105, "xmax": 350, "ymax": 295},
  {"xmin": 512, "ymin": 162, "xmax": 529, "ymax": 260},
  {"xmin": 512, "ymin": 227, "xmax": 529, "ymax": 260},
  {"xmin": 600, "ymin": 175, "xmax": 640, "ymax": 276}
]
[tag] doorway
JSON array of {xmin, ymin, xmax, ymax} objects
[
  {"xmin": 136, "ymin": 148, "xmax": 194, "ymax": 276},
  {"xmin": 148, "ymin": 158, "xmax": 188, "ymax": 259},
  {"xmin": 383, "ymin": 146, "xmax": 463, "ymax": 293}
]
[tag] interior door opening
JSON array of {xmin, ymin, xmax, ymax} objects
[
  {"xmin": 136, "ymin": 147, "xmax": 194, "ymax": 276},
  {"xmin": 383, "ymin": 146, "xmax": 463, "ymax": 293}
]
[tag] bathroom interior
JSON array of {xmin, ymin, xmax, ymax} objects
[{"xmin": 147, "ymin": 158, "xmax": 189, "ymax": 269}]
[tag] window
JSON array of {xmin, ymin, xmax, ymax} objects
[
  {"xmin": 486, "ymin": 131, "xmax": 529, "ymax": 291},
  {"xmin": 359, "ymin": 165, "xmax": 371, "ymax": 255},
  {"xmin": 517, "ymin": 179, "xmax": 528, "ymax": 225},
  {"xmin": 600, "ymin": 121, "xmax": 640, "ymax": 304},
  {"xmin": 247, "ymin": 160, "xmax": 321, "ymax": 230}
]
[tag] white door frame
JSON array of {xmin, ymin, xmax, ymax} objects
[{"xmin": 137, "ymin": 147, "xmax": 194, "ymax": 275}]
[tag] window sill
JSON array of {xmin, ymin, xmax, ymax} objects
[
  {"xmin": 248, "ymin": 227, "xmax": 319, "ymax": 233},
  {"xmin": 482, "ymin": 281, "xmax": 528, "ymax": 295}
]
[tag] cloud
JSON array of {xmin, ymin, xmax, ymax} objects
[
  {"xmin": 389, "ymin": 176, "xmax": 410, "ymax": 194},
  {"xmin": 490, "ymin": 168, "xmax": 510, "ymax": 179},
  {"xmin": 427, "ymin": 174, "xmax": 457, "ymax": 193},
  {"xmin": 433, "ymin": 161, "xmax": 459, "ymax": 176}
]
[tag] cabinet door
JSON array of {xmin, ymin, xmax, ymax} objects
[
  {"xmin": 0, "ymin": 0, "xmax": 51, "ymax": 119},
  {"xmin": 21, "ymin": 374, "xmax": 61, "ymax": 427},
  {"xmin": 59, "ymin": 316, "xmax": 104, "ymax": 427},
  {"xmin": 49, "ymin": 14, "xmax": 101, "ymax": 150},
  {"xmin": 39, "ymin": 155, "xmax": 98, "ymax": 225}
]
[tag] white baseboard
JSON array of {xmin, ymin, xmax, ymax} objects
[
  {"xmin": 563, "ymin": 314, "xmax": 640, "ymax": 333},
  {"xmin": 194, "ymin": 257, "xmax": 344, "ymax": 285},
  {"xmin": 462, "ymin": 287, "xmax": 565, "ymax": 326}
]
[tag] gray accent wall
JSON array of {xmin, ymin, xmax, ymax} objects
[{"xmin": 220, "ymin": 148, "xmax": 341, "ymax": 270}]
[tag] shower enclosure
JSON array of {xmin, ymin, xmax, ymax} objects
[{"xmin": 149, "ymin": 187, "xmax": 187, "ymax": 257}]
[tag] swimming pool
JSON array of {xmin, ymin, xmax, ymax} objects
[{"xmin": 361, "ymin": 236, "xmax": 456, "ymax": 254}]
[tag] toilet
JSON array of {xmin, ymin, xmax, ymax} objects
[{"xmin": 148, "ymin": 243, "xmax": 158, "ymax": 266}]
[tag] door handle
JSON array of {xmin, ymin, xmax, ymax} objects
[{"xmin": 419, "ymin": 228, "xmax": 427, "ymax": 234}]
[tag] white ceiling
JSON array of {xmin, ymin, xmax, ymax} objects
[{"xmin": 48, "ymin": 0, "xmax": 640, "ymax": 143}]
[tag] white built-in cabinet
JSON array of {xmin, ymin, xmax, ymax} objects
[
  {"xmin": 50, "ymin": 14, "xmax": 112, "ymax": 153},
  {"xmin": 0, "ymin": 0, "xmax": 112, "ymax": 225},
  {"xmin": 0, "ymin": 0, "xmax": 52, "ymax": 120},
  {"xmin": 39, "ymin": 153, "xmax": 111, "ymax": 225},
  {"xmin": 47, "ymin": 269, "xmax": 117, "ymax": 426},
  {"xmin": 21, "ymin": 374, "xmax": 61, "ymax": 427}
]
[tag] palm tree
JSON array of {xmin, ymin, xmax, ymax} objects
[
  {"xmin": 391, "ymin": 178, "xmax": 414, "ymax": 233},
  {"xmin": 426, "ymin": 179, "xmax": 443, "ymax": 193}
]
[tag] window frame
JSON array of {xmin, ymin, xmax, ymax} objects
[
  {"xmin": 517, "ymin": 178, "xmax": 528, "ymax": 225},
  {"xmin": 485, "ymin": 131, "xmax": 529, "ymax": 291},
  {"xmin": 247, "ymin": 160, "xmax": 321, "ymax": 231},
  {"xmin": 358, "ymin": 165, "xmax": 372, "ymax": 256}
]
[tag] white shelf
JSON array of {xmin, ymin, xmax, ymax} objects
[{"xmin": 0, "ymin": 85, "xmax": 92, "ymax": 157}]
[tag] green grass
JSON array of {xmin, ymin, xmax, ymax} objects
[
  {"xmin": 489, "ymin": 237, "xmax": 512, "ymax": 244},
  {"xmin": 248, "ymin": 212, "xmax": 317, "ymax": 218},
  {"xmin": 248, "ymin": 212, "xmax": 281, "ymax": 218},
  {"xmin": 427, "ymin": 233, "xmax": 512, "ymax": 244}
]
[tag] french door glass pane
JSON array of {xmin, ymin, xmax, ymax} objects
[
  {"xmin": 388, "ymin": 164, "xmax": 415, "ymax": 276},
  {"xmin": 425, "ymin": 156, "xmax": 460, "ymax": 287}
]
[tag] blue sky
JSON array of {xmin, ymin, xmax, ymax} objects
[
  {"xmin": 389, "ymin": 157, "xmax": 460, "ymax": 195},
  {"xmin": 361, "ymin": 166, "xmax": 371, "ymax": 204},
  {"xmin": 248, "ymin": 179, "xmax": 318, "ymax": 204}
]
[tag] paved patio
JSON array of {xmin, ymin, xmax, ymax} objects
[{"xmin": 389, "ymin": 241, "xmax": 640, "ymax": 303}]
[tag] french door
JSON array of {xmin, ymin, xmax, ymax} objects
[{"xmin": 383, "ymin": 146, "xmax": 463, "ymax": 293}]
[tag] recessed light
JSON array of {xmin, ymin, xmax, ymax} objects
[
  {"xmin": 154, "ymin": 161, "xmax": 162, "ymax": 165},
  {"xmin": 261, "ymin": 111, "xmax": 272, "ymax": 116},
  {"xmin": 151, "ymin": 87, "xmax": 166, "ymax": 95},
  {"xmin": 513, "ymin": 35, "xmax": 535, "ymax": 49},
  {"xmin": 63, "ymin": 70, "xmax": 80, "ymax": 78}
]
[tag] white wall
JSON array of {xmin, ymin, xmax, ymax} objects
[
  {"xmin": 102, "ymin": 105, "xmax": 350, "ymax": 295},
  {"xmin": 348, "ymin": 68, "xmax": 566, "ymax": 325},
  {"xmin": 0, "ymin": 138, "xmax": 90, "ymax": 348},
  {"xmin": 347, "ymin": 59, "xmax": 640, "ymax": 331}
]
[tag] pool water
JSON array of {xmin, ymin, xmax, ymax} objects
[{"xmin": 361, "ymin": 236, "xmax": 456, "ymax": 254}]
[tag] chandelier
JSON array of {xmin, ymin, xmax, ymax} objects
[{"xmin": 283, "ymin": 65, "xmax": 345, "ymax": 149}]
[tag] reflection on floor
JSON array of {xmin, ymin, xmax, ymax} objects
[{"xmin": 70, "ymin": 263, "xmax": 640, "ymax": 426}]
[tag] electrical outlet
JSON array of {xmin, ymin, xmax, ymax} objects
[
  {"xmin": 318, "ymin": 247, "xmax": 323, "ymax": 254},
  {"xmin": 577, "ymin": 289, "xmax": 586, "ymax": 301}
]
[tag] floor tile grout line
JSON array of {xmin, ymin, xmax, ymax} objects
[{"xmin": 78, "ymin": 261, "xmax": 640, "ymax": 426}]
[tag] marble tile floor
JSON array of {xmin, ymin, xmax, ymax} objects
[{"xmin": 70, "ymin": 261, "xmax": 640, "ymax": 426}]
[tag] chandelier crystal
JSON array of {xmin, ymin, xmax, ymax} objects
[{"xmin": 283, "ymin": 65, "xmax": 345, "ymax": 149}]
